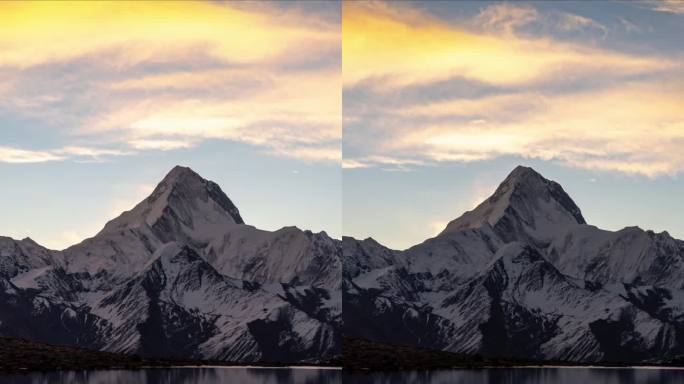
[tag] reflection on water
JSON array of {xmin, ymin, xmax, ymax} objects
[
  {"xmin": 346, "ymin": 368, "xmax": 684, "ymax": 384},
  {"xmin": 4, "ymin": 367, "xmax": 684, "ymax": 384},
  {"xmin": 0, "ymin": 368, "xmax": 342, "ymax": 384}
]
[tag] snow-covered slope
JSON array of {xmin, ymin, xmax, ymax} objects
[
  {"xmin": 547, "ymin": 225, "xmax": 684, "ymax": 288},
  {"xmin": 441, "ymin": 166, "xmax": 585, "ymax": 245},
  {"xmin": 0, "ymin": 237, "xmax": 62, "ymax": 279},
  {"xmin": 63, "ymin": 166, "xmax": 340, "ymax": 290},
  {"xmin": 0, "ymin": 166, "xmax": 341, "ymax": 363},
  {"xmin": 438, "ymin": 243, "xmax": 674, "ymax": 362},
  {"xmin": 63, "ymin": 166, "xmax": 244, "ymax": 281},
  {"xmin": 91, "ymin": 242, "xmax": 339, "ymax": 362},
  {"xmin": 345, "ymin": 166, "xmax": 684, "ymax": 363}
]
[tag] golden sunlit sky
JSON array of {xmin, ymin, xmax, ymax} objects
[
  {"xmin": 343, "ymin": 1, "xmax": 684, "ymax": 249},
  {"xmin": 0, "ymin": 1, "xmax": 682, "ymax": 251},
  {"xmin": 0, "ymin": 1, "xmax": 341, "ymax": 249}
]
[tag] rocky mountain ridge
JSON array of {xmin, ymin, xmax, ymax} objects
[
  {"xmin": 0, "ymin": 166, "xmax": 341, "ymax": 363},
  {"xmin": 344, "ymin": 166, "xmax": 684, "ymax": 363},
  {"xmin": 3, "ymin": 164, "xmax": 682, "ymax": 364}
]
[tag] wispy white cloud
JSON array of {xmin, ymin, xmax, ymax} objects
[
  {"xmin": 342, "ymin": 159, "xmax": 370, "ymax": 170},
  {"xmin": 56, "ymin": 146, "xmax": 129, "ymax": 158},
  {"xmin": 617, "ymin": 17, "xmax": 643, "ymax": 34},
  {"xmin": 342, "ymin": 155, "xmax": 425, "ymax": 170},
  {"xmin": 0, "ymin": 145, "xmax": 129, "ymax": 164},
  {"xmin": 473, "ymin": 3, "xmax": 610, "ymax": 38},
  {"xmin": 556, "ymin": 12, "xmax": 608, "ymax": 37},
  {"xmin": 365, "ymin": 82, "xmax": 684, "ymax": 177},
  {"xmin": 81, "ymin": 68, "xmax": 341, "ymax": 162},
  {"xmin": 644, "ymin": 0, "xmax": 684, "ymax": 15},
  {"xmin": 473, "ymin": 3, "xmax": 539, "ymax": 36},
  {"xmin": 0, "ymin": 146, "xmax": 65, "ymax": 163},
  {"xmin": 272, "ymin": 144, "xmax": 341, "ymax": 163},
  {"xmin": 128, "ymin": 139, "xmax": 194, "ymax": 151}
]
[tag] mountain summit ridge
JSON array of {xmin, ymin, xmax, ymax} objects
[
  {"xmin": 99, "ymin": 165, "xmax": 244, "ymax": 237},
  {"xmin": 440, "ymin": 166, "xmax": 585, "ymax": 244},
  {"xmin": 155, "ymin": 166, "xmax": 243, "ymax": 225}
]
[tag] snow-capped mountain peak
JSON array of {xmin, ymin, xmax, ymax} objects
[
  {"xmin": 440, "ymin": 166, "xmax": 585, "ymax": 243},
  {"xmin": 99, "ymin": 165, "xmax": 244, "ymax": 236},
  {"xmin": 2, "ymin": 165, "xmax": 341, "ymax": 363},
  {"xmin": 61, "ymin": 166, "xmax": 247, "ymax": 281}
]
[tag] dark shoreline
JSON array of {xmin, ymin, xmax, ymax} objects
[
  {"xmin": 0, "ymin": 337, "xmax": 340, "ymax": 373},
  {"xmin": 4, "ymin": 336, "xmax": 684, "ymax": 373},
  {"xmin": 341, "ymin": 338, "xmax": 684, "ymax": 371}
]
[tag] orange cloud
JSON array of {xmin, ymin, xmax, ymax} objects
[
  {"xmin": 0, "ymin": 1, "xmax": 340, "ymax": 163},
  {"xmin": 0, "ymin": 1, "xmax": 335, "ymax": 68},
  {"xmin": 343, "ymin": 2, "xmax": 671, "ymax": 88},
  {"xmin": 84, "ymin": 68, "xmax": 341, "ymax": 161},
  {"xmin": 386, "ymin": 82, "xmax": 684, "ymax": 177},
  {"xmin": 343, "ymin": 2, "xmax": 684, "ymax": 177}
]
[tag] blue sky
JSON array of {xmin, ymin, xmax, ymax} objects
[
  {"xmin": 344, "ymin": 157, "xmax": 684, "ymax": 250},
  {"xmin": 0, "ymin": 1, "xmax": 341, "ymax": 249},
  {"xmin": 0, "ymin": 141, "xmax": 341, "ymax": 249},
  {"xmin": 343, "ymin": 1, "xmax": 684, "ymax": 249}
]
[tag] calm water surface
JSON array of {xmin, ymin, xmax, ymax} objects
[
  {"xmin": 348, "ymin": 368, "xmax": 684, "ymax": 384},
  {"xmin": 0, "ymin": 367, "xmax": 341, "ymax": 384},
  {"xmin": 3, "ymin": 367, "xmax": 684, "ymax": 383}
]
